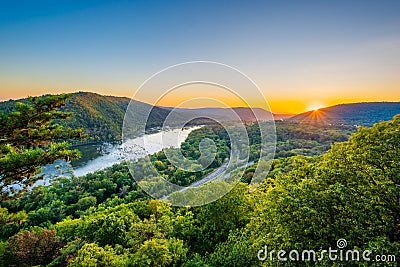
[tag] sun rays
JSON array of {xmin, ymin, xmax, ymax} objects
[{"xmin": 300, "ymin": 108, "xmax": 329, "ymax": 124}]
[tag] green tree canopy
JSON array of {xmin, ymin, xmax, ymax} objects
[{"xmin": 0, "ymin": 94, "xmax": 84, "ymax": 200}]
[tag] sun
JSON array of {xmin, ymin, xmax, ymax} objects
[
  {"xmin": 307, "ymin": 103, "xmax": 325, "ymax": 112},
  {"xmin": 301, "ymin": 102, "xmax": 328, "ymax": 124}
]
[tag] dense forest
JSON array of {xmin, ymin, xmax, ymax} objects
[{"xmin": 0, "ymin": 95, "xmax": 399, "ymax": 266}]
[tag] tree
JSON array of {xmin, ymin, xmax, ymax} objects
[
  {"xmin": 69, "ymin": 243, "xmax": 127, "ymax": 267},
  {"xmin": 0, "ymin": 207, "xmax": 27, "ymax": 239},
  {"xmin": 319, "ymin": 115, "xmax": 400, "ymax": 244},
  {"xmin": 7, "ymin": 228, "xmax": 61, "ymax": 266},
  {"xmin": 192, "ymin": 182, "xmax": 254, "ymax": 254},
  {"xmin": 0, "ymin": 94, "xmax": 84, "ymax": 200},
  {"xmin": 240, "ymin": 116, "xmax": 400, "ymax": 266},
  {"xmin": 132, "ymin": 238, "xmax": 188, "ymax": 267},
  {"xmin": 77, "ymin": 204, "xmax": 141, "ymax": 247}
]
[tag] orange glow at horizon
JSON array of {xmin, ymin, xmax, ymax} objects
[
  {"xmin": 306, "ymin": 103, "xmax": 326, "ymax": 112},
  {"xmin": 151, "ymin": 84, "xmax": 251, "ymax": 109},
  {"xmin": 1, "ymin": 86, "xmax": 399, "ymax": 115}
]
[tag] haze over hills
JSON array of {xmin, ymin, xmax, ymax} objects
[
  {"xmin": 166, "ymin": 107, "xmax": 281, "ymax": 122},
  {"xmin": 290, "ymin": 102, "xmax": 400, "ymax": 126}
]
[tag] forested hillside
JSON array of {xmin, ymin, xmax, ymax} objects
[
  {"xmin": 0, "ymin": 92, "xmax": 173, "ymax": 142},
  {"xmin": 60, "ymin": 92, "xmax": 130, "ymax": 141},
  {"xmin": 60, "ymin": 92, "xmax": 183, "ymax": 141}
]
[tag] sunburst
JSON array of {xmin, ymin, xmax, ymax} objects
[{"xmin": 301, "ymin": 103, "xmax": 328, "ymax": 124}]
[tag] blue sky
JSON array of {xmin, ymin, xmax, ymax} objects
[{"xmin": 1, "ymin": 0, "xmax": 400, "ymax": 113}]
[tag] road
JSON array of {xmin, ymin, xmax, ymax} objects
[
  {"xmin": 164, "ymin": 149, "xmax": 256, "ymax": 198},
  {"xmin": 176, "ymin": 149, "xmax": 234, "ymax": 193}
]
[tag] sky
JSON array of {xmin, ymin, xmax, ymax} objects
[{"xmin": 1, "ymin": 0, "xmax": 400, "ymax": 113}]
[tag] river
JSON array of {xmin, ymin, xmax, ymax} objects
[{"xmin": 38, "ymin": 126, "xmax": 201, "ymax": 185}]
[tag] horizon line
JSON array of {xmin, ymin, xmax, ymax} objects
[{"xmin": 1, "ymin": 90, "xmax": 400, "ymax": 115}]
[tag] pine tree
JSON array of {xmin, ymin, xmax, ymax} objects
[{"xmin": 0, "ymin": 94, "xmax": 84, "ymax": 200}]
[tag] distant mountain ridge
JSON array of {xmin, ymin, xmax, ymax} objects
[
  {"xmin": 0, "ymin": 92, "xmax": 286, "ymax": 142},
  {"xmin": 167, "ymin": 107, "xmax": 277, "ymax": 122},
  {"xmin": 290, "ymin": 102, "xmax": 400, "ymax": 126},
  {"xmin": 2, "ymin": 93, "xmax": 398, "ymax": 141}
]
